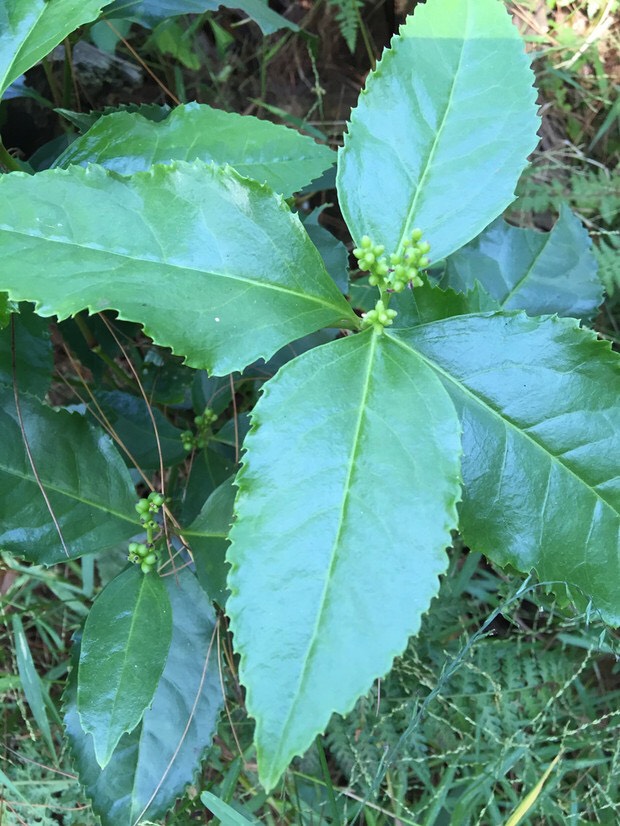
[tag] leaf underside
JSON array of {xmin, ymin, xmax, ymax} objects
[
  {"xmin": 227, "ymin": 331, "xmax": 462, "ymax": 789},
  {"xmin": 0, "ymin": 162, "xmax": 357, "ymax": 374},
  {"xmin": 337, "ymin": 0, "xmax": 540, "ymax": 262}
]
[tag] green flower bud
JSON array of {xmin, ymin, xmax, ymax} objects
[
  {"xmin": 144, "ymin": 553, "xmax": 157, "ymax": 566},
  {"xmin": 418, "ymin": 240, "xmax": 431, "ymax": 254},
  {"xmin": 411, "ymin": 228, "xmax": 423, "ymax": 242},
  {"xmin": 360, "ymin": 235, "xmax": 372, "ymax": 249},
  {"xmin": 418, "ymin": 256, "xmax": 429, "ymax": 268},
  {"xmin": 135, "ymin": 500, "xmax": 149, "ymax": 515},
  {"xmin": 140, "ymin": 562, "xmax": 152, "ymax": 574},
  {"xmin": 128, "ymin": 542, "xmax": 139, "ymax": 553}
]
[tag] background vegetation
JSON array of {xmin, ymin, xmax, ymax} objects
[{"xmin": 1, "ymin": 0, "xmax": 618, "ymax": 823}]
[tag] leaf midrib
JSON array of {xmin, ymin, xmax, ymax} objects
[
  {"xmin": 396, "ymin": 5, "xmax": 470, "ymax": 252},
  {"xmin": 0, "ymin": 227, "xmax": 348, "ymax": 317},
  {"xmin": 500, "ymin": 231, "xmax": 551, "ymax": 308},
  {"xmin": 101, "ymin": 575, "xmax": 157, "ymax": 764},
  {"xmin": 273, "ymin": 331, "xmax": 378, "ymax": 759},
  {"xmin": 388, "ymin": 329, "xmax": 617, "ymax": 514},
  {"xmin": 0, "ymin": 462, "xmax": 136, "ymax": 524},
  {"xmin": 0, "ymin": 5, "xmax": 47, "ymax": 95}
]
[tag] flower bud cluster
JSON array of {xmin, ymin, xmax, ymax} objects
[
  {"xmin": 181, "ymin": 406, "xmax": 218, "ymax": 451},
  {"xmin": 129, "ymin": 491, "xmax": 166, "ymax": 573},
  {"xmin": 353, "ymin": 229, "xmax": 431, "ymax": 293},
  {"xmin": 361, "ymin": 299, "xmax": 398, "ymax": 334},
  {"xmin": 128, "ymin": 541, "xmax": 158, "ymax": 574}
]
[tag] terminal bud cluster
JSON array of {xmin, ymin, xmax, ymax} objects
[
  {"xmin": 353, "ymin": 229, "xmax": 431, "ymax": 293},
  {"xmin": 361, "ymin": 299, "xmax": 398, "ymax": 334}
]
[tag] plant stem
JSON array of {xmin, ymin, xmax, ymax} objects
[
  {"xmin": 72, "ymin": 313, "xmax": 131, "ymax": 385},
  {"xmin": 0, "ymin": 137, "xmax": 22, "ymax": 173}
]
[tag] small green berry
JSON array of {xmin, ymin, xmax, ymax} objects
[
  {"xmin": 128, "ymin": 541, "xmax": 139, "ymax": 553},
  {"xmin": 418, "ymin": 256, "xmax": 429, "ymax": 268},
  {"xmin": 411, "ymin": 228, "xmax": 423, "ymax": 242},
  {"xmin": 418, "ymin": 240, "xmax": 431, "ymax": 254},
  {"xmin": 144, "ymin": 552, "xmax": 157, "ymax": 565},
  {"xmin": 140, "ymin": 562, "xmax": 152, "ymax": 574},
  {"xmin": 135, "ymin": 500, "xmax": 149, "ymax": 515}
]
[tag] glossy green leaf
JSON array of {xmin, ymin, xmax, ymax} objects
[
  {"xmin": 442, "ymin": 205, "xmax": 603, "ymax": 319},
  {"xmin": 391, "ymin": 279, "xmax": 498, "ymax": 327},
  {"xmin": 0, "ymin": 0, "xmax": 107, "ymax": 98},
  {"xmin": 78, "ymin": 566, "xmax": 173, "ymax": 768},
  {"xmin": 105, "ymin": 0, "xmax": 298, "ymax": 33},
  {"xmin": 392, "ymin": 313, "xmax": 620, "ymax": 622},
  {"xmin": 337, "ymin": 0, "xmax": 540, "ymax": 262},
  {"xmin": 227, "ymin": 331, "xmax": 461, "ymax": 789},
  {"xmin": 184, "ymin": 476, "xmax": 235, "ymax": 605},
  {"xmin": 0, "ymin": 162, "xmax": 357, "ymax": 374},
  {"xmin": 66, "ymin": 568, "xmax": 222, "ymax": 826},
  {"xmin": 54, "ymin": 103, "xmax": 334, "ymax": 197},
  {"xmin": 0, "ymin": 306, "xmax": 52, "ymax": 399},
  {"xmin": 302, "ymin": 207, "xmax": 349, "ymax": 293},
  {"xmin": 0, "ymin": 390, "xmax": 137, "ymax": 564},
  {"xmin": 178, "ymin": 446, "xmax": 235, "ymax": 525},
  {"xmin": 56, "ymin": 102, "xmax": 170, "ymax": 133},
  {"xmin": 92, "ymin": 390, "xmax": 186, "ymax": 470}
]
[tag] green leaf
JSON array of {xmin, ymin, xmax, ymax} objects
[
  {"xmin": 201, "ymin": 791, "xmax": 258, "ymax": 824},
  {"xmin": 178, "ymin": 446, "xmax": 235, "ymax": 525},
  {"xmin": 105, "ymin": 0, "xmax": 298, "ymax": 33},
  {"xmin": 78, "ymin": 566, "xmax": 173, "ymax": 768},
  {"xmin": 0, "ymin": 293, "xmax": 12, "ymax": 328},
  {"xmin": 66, "ymin": 568, "xmax": 222, "ymax": 826},
  {"xmin": 56, "ymin": 102, "xmax": 170, "ymax": 133},
  {"xmin": 337, "ymin": 0, "xmax": 540, "ymax": 262},
  {"xmin": 227, "ymin": 331, "xmax": 461, "ymax": 790},
  {"xmin": 390, "ymin": 279, "xmax": 499, "ymax": 327},
  {"xmin": 302, "ymin": 207, "xmax": 349, "ymax": 293},
  {"xmin": 0, "ymin": 162, "xmax": 357, "ymax": 374},
  {"xmin": 0, "ymin": 390, "xmax": 138, "ymax": 564},
  {"xmin": 392, "ymin": 313, "xmax": 620, "ymax": 623},
  {"xmin": 12, "ymin": 614, "xmax": 56, "ymax": 758},
  {"xmin": 0, "ymin": 305, "xmax": 53, "ymax": 399},
  {"xmin": 442, "ymin": 206, "xmax": 603, "ymax": 319},
  {"xmin": 0, "ymin": 0, "xmax": 108, "ymax": 98},
  {"xmin": 54, "ymin": 103, "xmax": 334, "ymax": 197},
  {"xmin": 92, "ymin": 390, "xmax": 186, "ymax": 471},
  {"xmin": 184, "ymin": 476, "xmax": 235, "ymax": 605}
]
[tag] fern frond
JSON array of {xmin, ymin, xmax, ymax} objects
[{"xmin": 327, "ymin": 0, "xmax": 364, "ymax": 53}]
